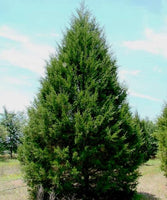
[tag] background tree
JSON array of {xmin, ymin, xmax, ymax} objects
[
  {"xmin": 0, "ymin": 107, "xmax": 25, "ymax": 158},
  {"xmin": 134, "ymin": 113, "xmax": 157, "ymax": 162},
  {"xmin": 19, "ymin": 6, "xmax": 143, "ymax": 200},
  {"xmin": 156, "ymin": 103, "xmax": 167, "ymax": 176},
  {"xmin": 0, "ymin": 125, "xmax": 7, "ymax": 154}
]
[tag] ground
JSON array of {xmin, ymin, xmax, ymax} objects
[
  {"xmin": 136, "ymin": 159, "xmax": 167, "ymax": 200},
  {"xmin": 0, "ymin": 156, "xmax": 166, "ymax": 200},
  {"xmin": 0, "ymin": 156, "xmax": 27, "ymax": 200}
]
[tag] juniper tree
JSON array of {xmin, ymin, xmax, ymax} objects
[
  {"xmin": 134, "ymin": 113, "xmax": 157, "ymax": 162},
  {"xmin": 156, "ymin": 103, "xmax": 167, "ymax": 176},
  {"xmin": 19, "ymin": 6, "xmax": 143, "ymax": 200}
]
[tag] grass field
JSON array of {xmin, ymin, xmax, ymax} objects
[
  {"xmin": 0, "ymin": 157, "xmax": 166, "ymax": 200},
  {"xmin": 135, "ymin": 159, "xmax": 167, "ymax": 200},
  {"xmin": 0, "ymin": 156, "xmax": 27, "ymax": 200}
]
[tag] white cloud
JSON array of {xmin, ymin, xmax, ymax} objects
[
  {"xmin": 0, "ymin": 26, "xmax": 56, "ymax": 111},
  {"xmin": 0, "ymin": 88, "xmax": 33, "ymax": 113},
  {"xmin": 119, "ymin": 70, "xmax": 140, "ymax": 80},
  {"xmin": 0, "ymin": 73, "xmax": 39, "ymax": 112},
  {"xmin": 0, "ymin": 25, "xmax": 29, "ymax": 43},
  {"xmin": 123, "ymin": 28, "xmax": 167, "ymax": 58},
  {"xmin": 153, "ymin": 66, "xmax": 162, "ymax": 73},
  {"xmin": 128, "ymin": 90, "xmax": 161, "ymax": 102},
  {"xmin": 0, "ymin": 26, "xmax": 55, "ymax": 75},
  {"xmin": 36, "ymin": 32, "xmax": 60, "ymax": 38},
  {"xmin": 2, "ymin": 76, "xmax": 32, "ymax": 86},
  {"xmin": 0, "ymin": 49, "xmax": 44, "ymax": 74}
]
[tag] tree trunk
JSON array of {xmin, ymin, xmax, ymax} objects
[
  {"xmin": 83, "ymin": 164, "xmax": 89, "ymax": 197},
  {"xmin": 10, "ymin": 147, "xmax": 13, "ymax": 159}
]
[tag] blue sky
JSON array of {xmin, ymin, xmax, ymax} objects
[{"xmin": 0, "ymin": 0, "xmax": 166, "ymax": 120}]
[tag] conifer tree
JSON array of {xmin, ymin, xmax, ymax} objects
[
  {"xmin": 19, "ymin": 6, "xmax": 143, "ymax": 200},
  {"xmin": 156, "ymin": 103, "xmax": 167, "ymax": 176},
  {"xmin": 134, "ymin": 113, "xmax": 157, "ymax": 162}
]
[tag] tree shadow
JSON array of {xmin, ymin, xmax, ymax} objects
[
  {"xmin": 144, "ymin": 163, "xmax": 151, "ymax": 166},
  {"xmin": 0, "ymin": 154, "xmax": 10, "ymax": 162},
  {"xmin": 0, "ymin": 156, "xmax": 7, "ymax": 162},
  {"xmin": 138, "ymin": 192, "xmax": 160, "ymax": 200}
]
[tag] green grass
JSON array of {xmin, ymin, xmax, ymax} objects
[
  {"xmin": 139, "ymin": 159, "xmax": 161, "ymax": 176},
  {"xmin": 133, "ymin": 193, "xmax": 148, "ymax": 200},
  {"xmin": 0, "ymin": 157, "xmax": 166, "ymax": 200},
  {"xmin": 0, "ymin": 156, "xmax": 28, "ymax": 200},
  {"xmin": 0, "ymin": 159, "xmax": 22, "ymax": 181},
  {"xmin": 136, "ymin": 158, "xmax": 167, "ymax": 200}
]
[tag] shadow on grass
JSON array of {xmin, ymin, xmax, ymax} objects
[
  {"xmin": 0, "ymin": 153, "xmax": 18, "ymax": 161},
  {"xmin": 0, "ymin": 154, "xmax": 14, "ymax": 162},
  {"xmin": 144, "ymin": 164, "xmax": 152, "ymax": 167},
  {"xmin": 0, "ymin": 156, "xmax": 8, "ymax": 162},
  {"xmin": 137, "ymin": 192, "xmax": 160, "ymax": 200}
]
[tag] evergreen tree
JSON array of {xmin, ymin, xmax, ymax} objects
[
  {"xmin": 134, "ymin": 113, "xmax": 157, "ymax": 162},
  {"xmin": 156, "ymin": 103, "xmax": 167, "ymax": 176},
  {"xmin": 19, "ymin": 6, "xmax": 143, "ymax": 200}
]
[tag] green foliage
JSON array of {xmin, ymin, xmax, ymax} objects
[
  {"xmin": 156, "ymin": 103, "xmax": 167, "ymax": 176},
  {"xmin": 19, "ymin": 6, "xmax": 143, "ymax": 200},
  {"xmin": 134, "ymin": 113, "xmax": 157, "ymax": 162},
  {"xmin": 0, "ymin": 107, "xmax": 26, "ymax": 158},
  {"xmin": 0, "ymin": 125, "xmax": 7, "ymax": 154}
]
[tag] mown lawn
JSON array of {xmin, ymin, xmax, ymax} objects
[
  {"xmin": 0, "ymin": 156, "xmax": 27, "ymax": 200},
  {"xmin": 0, "ymin": 157, "xmax": 166, "ymax": 200},
  {"xmin": 135, "ymin": 159, "xmax": 167, "ymax": 200}
]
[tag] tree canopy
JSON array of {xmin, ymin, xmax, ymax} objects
[{"xmin": 0, "ymin": 107, "xmax": 25, "ymax": 158}]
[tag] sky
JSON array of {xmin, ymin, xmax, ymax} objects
[{"xmin": 0, "ymin": 0, "xmax": 167, "ymax": 120}]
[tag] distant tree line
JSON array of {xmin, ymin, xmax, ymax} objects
[
  {"xmin": 132, "ymin": 103, "xmax": 167, "ymax": 179},
  {"xmin": 133, "ymin": 113, "xmax": 158, "ymax": 163}
]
